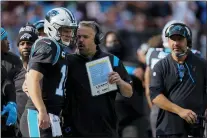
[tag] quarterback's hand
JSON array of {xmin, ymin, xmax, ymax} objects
[{"xmin": 38, "ymin": 111, "xmax": 50, "ymax": 129}]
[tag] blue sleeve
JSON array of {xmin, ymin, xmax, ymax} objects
[{"xmin": 113, "ymin": 55, "xmax": 132, "ymax": 85}]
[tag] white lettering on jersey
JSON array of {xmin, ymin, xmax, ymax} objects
[{"xmin": 43, "ymin": 40, "xmax": 51, "ymax": 45}]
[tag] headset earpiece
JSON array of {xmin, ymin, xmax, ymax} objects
[{"xmin": 93, "ymin": 21, "xmax": 104, "ymax": 45}]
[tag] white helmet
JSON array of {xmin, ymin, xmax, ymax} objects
[
  {"xmin": 44, "ymin": 7, "xmax": 78, "ymax": 46},
  {"xmin": 162, "ymin": 20, "xmax": 184, "ymax": 48}
]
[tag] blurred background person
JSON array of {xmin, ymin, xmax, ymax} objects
[
  {"xmin": 104, "ymin": 31, "xmax": 125, "ymax": 60},
  {"xmin": 104, "ymin": 31, "xmax": 150, "ymax": 138},
  {"xmin": 1, "ymin": 27, "xmax": 23, "ymax": 81},
  {"xmin": 1, "ymin": 26, "xmax": 23, "ymax": 137},
  {"xmin": 136, "ymin": 43, "xmax": 150, "ymax": 65}
]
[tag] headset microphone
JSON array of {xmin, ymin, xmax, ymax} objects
[{"xmin": 174, "ymin": 47, "xmax": 189, "ymax": 58}]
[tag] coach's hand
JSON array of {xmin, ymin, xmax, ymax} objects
[
  {"xmin": 178, "ymin": 108, "xmax": 197, "ymax": 124},
  {"xmin": 38, "ymin": 110, "xmax": 50, "ymax": 129},
  {"xmin": 108, "ymin": 72, "xmax": 122, "ymax": 85}
]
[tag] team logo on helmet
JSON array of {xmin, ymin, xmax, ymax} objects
[{"xmin": 48, "ymin": 10, "xmax": 59, "ymax": 17}]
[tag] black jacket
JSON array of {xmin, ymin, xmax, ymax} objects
[
  {"xmin": 64, "ymin": 47, "xmax": 132, "ymax": 137},
  {"xmin": 1, "ymin": 52, "xmax": 22, "ymax": 81},
  {"xmin": 1, "ymin": 65, "xmax": 16, "ymax": 109}
]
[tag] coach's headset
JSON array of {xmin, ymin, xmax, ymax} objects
[
  {"xmin": 92, "ymin": 21, "xmax": 104, "ymax": 45},
  {"xmin": 165, "ymin": 23, "xmax": 192, "ymax": 57},
  {"xmin": 78, "ymin": 21, "xmax": 104, "ymax": 45}
]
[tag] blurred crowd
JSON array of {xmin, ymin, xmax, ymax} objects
[{"xmin": 1, "ymin": 1, "xmax": 206, "ymax": 58}]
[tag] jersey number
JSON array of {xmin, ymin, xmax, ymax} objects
[{"xmin": 56, "ymin": 65, "xmax": 67, "ymax": 96}]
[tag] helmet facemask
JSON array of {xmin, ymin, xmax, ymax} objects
[{"xmin": 58, "ymin": 26, "xmax": 77, "ymax": 47}]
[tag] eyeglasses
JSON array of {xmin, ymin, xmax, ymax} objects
[{"xmin": 177, "ymin": 63, "xmax": 186, "ymax": 82}]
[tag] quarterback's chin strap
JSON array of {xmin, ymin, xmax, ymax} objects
[{"xmin": 61, "ymin": 40, "xmax": 70, "ymax": 47}]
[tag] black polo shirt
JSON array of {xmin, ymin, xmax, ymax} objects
[
  {"xmin": 65, "ymin": 47, "xmax": 132, "ymax": 137},
  {"xmin": 150, "ymin": 51, "xmax": 207, "ymax": 135},
  {"xmin": 13, "ymin": 67, "xmax": 28, "ymax": 119}
]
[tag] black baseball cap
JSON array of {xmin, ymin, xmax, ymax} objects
[{"xmin": 167, "ymin": 25, "xmax": 188, "ymax": 38}]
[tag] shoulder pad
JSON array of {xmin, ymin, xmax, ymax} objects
[{"xmin": 30, "ymin": 37, "xmax": 61, "ymax": 65}]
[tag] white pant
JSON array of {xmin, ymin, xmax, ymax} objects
[{"xmin": 150, "ymin": 105, "xmax": 159, "ymax": 138}]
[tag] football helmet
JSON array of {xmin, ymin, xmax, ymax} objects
[{"xmin": 44, "ymin": 7, "xmax": 78, "ymax": 46}]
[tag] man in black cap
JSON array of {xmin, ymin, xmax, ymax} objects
[
  {"xmin": 13, "ymin": 23, "xmax": 38, "ymax": 136},
  {"xmin": 14, "ymin": 23, "xmax": 38, "ymax": 121},
  {"xmin": 150, "ymin": 23, "xmax": 206, "ymax": 138}
]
